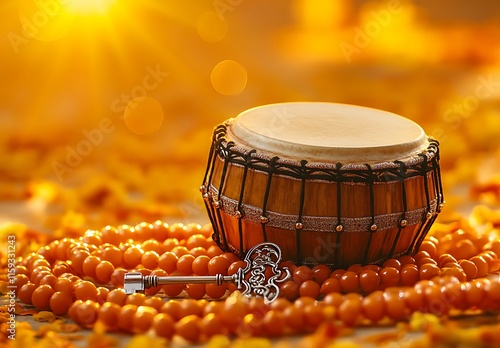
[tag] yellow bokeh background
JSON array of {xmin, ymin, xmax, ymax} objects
[{"xmin": 1, "ymin": 0, "xmax": 500, "ymax": 232}]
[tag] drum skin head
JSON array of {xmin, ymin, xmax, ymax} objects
[{"xmin": 227, "ymin": 102, "xmax": 428, "ymax": 164}]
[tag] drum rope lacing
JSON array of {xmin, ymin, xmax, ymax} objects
[{"xmin": 201, "ymin": 123, "xmax": 445, "ymax": 267}]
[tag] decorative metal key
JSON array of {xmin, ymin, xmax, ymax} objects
[{"xmin": 124, "ymin": 242, "xmax": 291, "ymax": 304}]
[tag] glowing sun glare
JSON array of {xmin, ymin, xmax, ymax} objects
[{"xmin": 62, "ymin": 0, "xmax": 116, "ymax": 15}]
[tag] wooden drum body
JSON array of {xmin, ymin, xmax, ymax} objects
[{"xmin": 201, "ymin": 103, "xmax": 444, "ymax": 268}]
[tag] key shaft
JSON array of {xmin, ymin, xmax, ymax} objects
[{"xmin": 124, "ymin": 272, "xmax": 236, "ymax": 294}]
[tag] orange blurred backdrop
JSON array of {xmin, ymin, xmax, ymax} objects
[{"xmin": 1, "ymin": 0, "xmax": 500, "ymax": 232}]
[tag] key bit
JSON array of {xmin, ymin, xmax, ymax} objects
[{"xmin": 124, "ymin": 242, "xmax": 291, "ymax": 304}]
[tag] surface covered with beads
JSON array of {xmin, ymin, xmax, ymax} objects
[{"xmin": 2, "ymin": 210, "xmax": 500, "ymax": 346}]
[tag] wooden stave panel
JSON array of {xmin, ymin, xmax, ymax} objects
[
  {"xmin": 210, "ymin": 155, "xmax": 438, "ymax": 218},
  {"xmin": 207, "ymin": 153, "xmax": 440, "ymax": 267},
  {"xmin": 214, "ymin": 210, "xmax": 431, "ymax": 268}
]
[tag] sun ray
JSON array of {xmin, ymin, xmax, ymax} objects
[
  {"xmin": 3, "ymin": 0, "xmax": 226, "ymax": 145},
  {"xmin": 95, "ymin": 15, "xmax": 135, "ymax": 92}
]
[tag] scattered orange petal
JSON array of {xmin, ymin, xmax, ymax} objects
[
  {"xmin": 65, "ymin": 333, "xmax": 86, "ymax": 341},
  {"xmin": 33, "ymin": 311, "xmax": 57, "ymax": 322},
  {"xmin": 87, "ymin": 331, "xmax": 119, "ymax": 348},
  {"xmin": 62, "ymin": 324, "xmax": 81, "ymax": 333},
  {"xmin": 0, "ymin": 313, "xmax": 11, "ymax": 323},
  {"xmin": 0, "ymin": 281, "xmax": 9, "ymax": 295}
]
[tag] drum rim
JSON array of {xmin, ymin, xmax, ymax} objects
[
  {"xmin": 212, "ymin": 121, "xmax": 440, "ymax": 179},
  {"xmin": 228, "ymin": 102, "xmax": 429, "ymax": 164}
]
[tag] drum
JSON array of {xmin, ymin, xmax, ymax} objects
[{"xmin": 200, "ymin": 102, "xmax": 444, "ymax": 268}]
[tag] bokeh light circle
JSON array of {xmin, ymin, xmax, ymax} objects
[
  {"xmin": 123, "ymin": 97, "xmax": 164, "ymax": 135},
  {"xmin": 196, "ymin": 11, "xmax": 228, "ymax": 43},
  {"xmin": 210, "ymin": 60, "xmax": 248, "ymax": 96}
]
